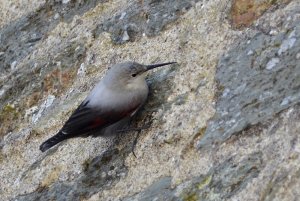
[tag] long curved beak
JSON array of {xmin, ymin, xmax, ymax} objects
[{"xmin": 146, "ymin": 62, "xmax": 177, "ymax": 71}]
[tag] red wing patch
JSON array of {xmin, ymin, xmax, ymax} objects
[
  {"xmin": 89, "ymin": 117, "xmax": 106, "ymax": 128},
  {"xmin": 89, "ymin": 105, "xmax": 140, "ymax": 129},
  {"xmin": 61, "ymin": 99, "xmax": 143, "ymax": 136}
]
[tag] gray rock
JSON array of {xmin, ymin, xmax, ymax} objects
[
  {"xmin": 198, "ymin": 15, "xmax": 300, "ymax": 150},
  {"xmin": 1, "ymin": 0, "xmax": 300, "ymax": 201},
  {"xmin": 0, "ymin": 0, "xmax": 105, "ymax": 74},
  {"xmin": 123, "ymin": 177, "xmax": 179, "ymax": 201},
  {"xmin": 94, "ymin": 0, "xmax": 200, "ymax": 44},
  {"xmin": 16, "ymin": 148, "xmax": 128, "ymax": 201},
  {"xmin": 123, "ymin": 152, "xmax": 262, "ymax": 201}
]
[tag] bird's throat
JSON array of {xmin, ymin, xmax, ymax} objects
[{"xmin": 126, "ymin": 77, "xmax": 147, "ymax": 91}]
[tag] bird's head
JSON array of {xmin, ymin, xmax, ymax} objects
[{"xmin": 104, "ymin": 61, "xmax": 176, "ymax": 90}]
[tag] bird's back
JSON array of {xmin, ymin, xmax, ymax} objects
[{"xmin": 40, "ymin": 80, "xmax": 148, "ymax": 152}]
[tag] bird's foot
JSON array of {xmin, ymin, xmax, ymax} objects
[
  {"xmin": 117, "ymin": 123, "xmax": 151, "ymax": 158},
  {"xmin": 131, "ymin": 131, "xmax": 140, "ymax": 158}
]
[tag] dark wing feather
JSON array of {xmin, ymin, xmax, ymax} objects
[{"xmin": 40, "ymin": 100, "xmax": 142, "ymax": 152}]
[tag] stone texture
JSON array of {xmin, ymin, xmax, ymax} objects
[
  {"xmin": 0, "ymin": 0, "xmax": 299, "ymax": 201},
  {"xmin": 94, "ymin": 0, "xmax": 201, "ymax": 44},
  {"xmin": 230, "ymin": 0, "xmax": 292, "ymax": 29},
  {"xmin": 197, "ymin": 7, "xmax": 300, "ymax": 149},
  {"xmin": 17, "ymin": 148, "xmax": 129, "ymax": 201}
]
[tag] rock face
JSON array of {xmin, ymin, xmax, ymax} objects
[{"xmin": 0, "ymin": 0, "xmax": 299, "ymax": 201}]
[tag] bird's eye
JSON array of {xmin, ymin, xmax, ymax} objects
[{"xmin": 131, "ymin": 73, "xmax": 137, "ymax": 77}]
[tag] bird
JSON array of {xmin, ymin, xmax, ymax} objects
[{"xmin": 40, "ymin": 61, "xmax": 176, "ymax": 152}]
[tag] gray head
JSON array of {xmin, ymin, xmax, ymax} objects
[{"xmin": 103, "ymin": 61, "xmax": 176, "ymax": 89}]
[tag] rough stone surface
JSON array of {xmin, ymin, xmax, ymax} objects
[
  {"xmin": 0, "ymin": 0, "xmax": 300, "ymax": 201},
  {"xmin": 198, "ymin": 7, "xmax": 300, "ymax": 149},
  {"xmin": 17, "ymin": 148, "xmax": 129, "ymax": 201},
  {"xmin": 94, "ymin": 0, "xmax": 201, "ymax": 44},
  {"xmin": 230, "ymin": 0, "xmax": 292, "ymax": 29}
]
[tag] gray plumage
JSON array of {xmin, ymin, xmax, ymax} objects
[{"xmin": 40, "ymin": 61, "xmax": 176, "ymax": 152}]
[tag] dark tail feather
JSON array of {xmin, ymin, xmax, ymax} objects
[{"xmin": 40, "ymin": 131, "xmax": 69, "ymax": 152}]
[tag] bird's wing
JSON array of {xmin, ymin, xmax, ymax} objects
[
  {"xmin": 40, "ymin": 100, "xmax": 141, "ymax": 152},
  {"xmin": 59, "ymin": 100, "xmax": 141, "ymax": 137}
]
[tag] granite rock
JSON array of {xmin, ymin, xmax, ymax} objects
[{"xmin": 0, "ymin": 0, "xmax": 299, "ymax": 201}]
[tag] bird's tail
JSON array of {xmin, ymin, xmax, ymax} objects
[{"xmin": 40, "ymin": 131, "xmax": 69, "ymax": 152}]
